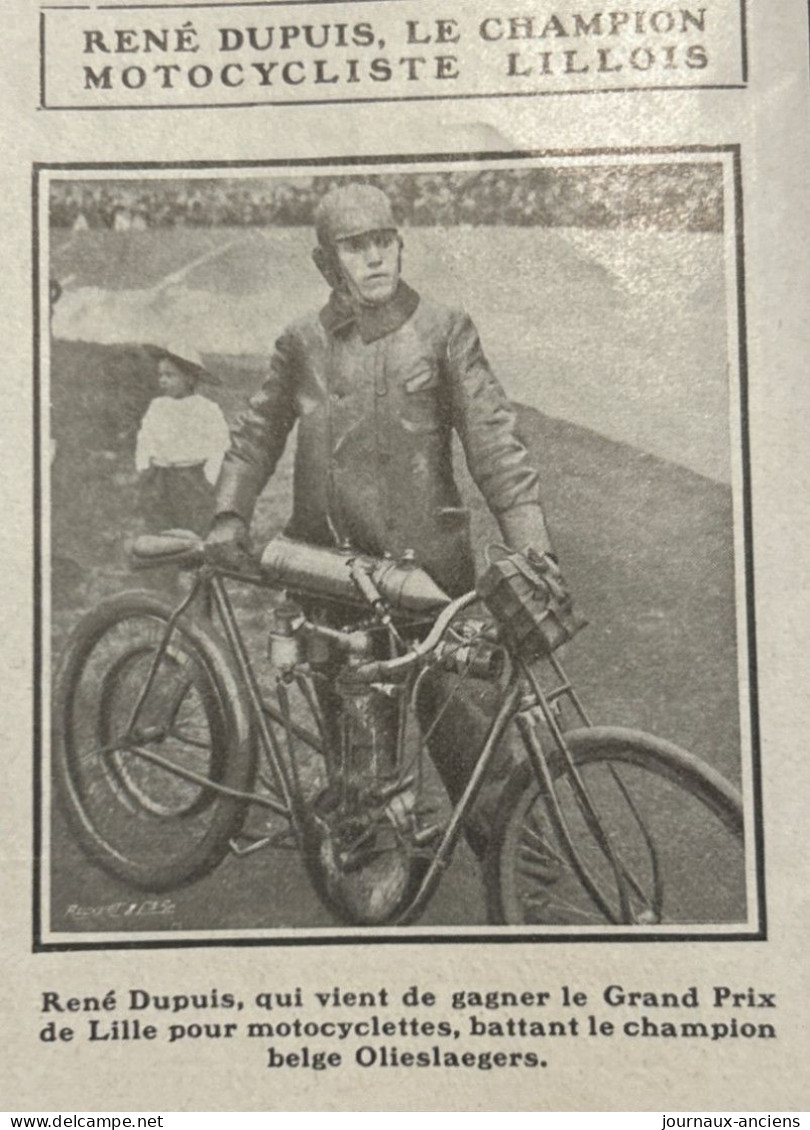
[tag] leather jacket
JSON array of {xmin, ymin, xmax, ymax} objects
[{"xmin": 216, "ymin": 281, "xmax": 550, "ymax": 595}]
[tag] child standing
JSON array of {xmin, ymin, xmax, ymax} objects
[{"xmin": 135, "ymin": 343, "xmax": 230, "ymax": 538}]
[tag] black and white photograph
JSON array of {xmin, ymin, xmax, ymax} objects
[{"xmin": 37, "ymin": 152, "xmax": 760, "ymax": 945}]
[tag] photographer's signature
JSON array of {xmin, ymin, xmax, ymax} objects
[{"xmin": 63, "ymin": 899, "xmax": 176, "ymax": 922}]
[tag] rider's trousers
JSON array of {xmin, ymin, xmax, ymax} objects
[
  {"xmin": 315, "ymin": 663, "xmax": 518, "ymax": 858},
  {"xmin": 414, "ymin": 672, "xmax": 521, "ymax": 857}
]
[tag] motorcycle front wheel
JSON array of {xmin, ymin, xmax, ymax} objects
[{"xmin": 487, "ymin": 727, "xmax": 746, "ymax": 928}]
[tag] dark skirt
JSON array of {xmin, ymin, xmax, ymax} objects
[{"xmin": 138, "ymin": 464, "xmax": 215, "ymax": 538}]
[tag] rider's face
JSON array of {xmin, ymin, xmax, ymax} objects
[{"xmin": 334, "ymin": 229, "xmax": 401, "ymax": 306}]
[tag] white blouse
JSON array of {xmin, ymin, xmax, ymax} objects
[{"xmin": 135, "ymin": 394, "xmax": 231, "ymax": 486}]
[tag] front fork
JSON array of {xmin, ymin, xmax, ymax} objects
[{"xmin": 514, "ymin": 657, "xmax": 660, "ymax": 924}]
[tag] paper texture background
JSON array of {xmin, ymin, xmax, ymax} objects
[{"xmin": 2, "ymin": 0, "xmax": 809, "ymax": 1111}]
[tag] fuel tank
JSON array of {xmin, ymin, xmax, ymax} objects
[{"xmin": 259, "ymin": 536, "xmax": 450, "ymax": 615}]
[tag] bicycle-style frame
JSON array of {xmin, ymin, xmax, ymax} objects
[{"xmin": 119, "ymin": 559, "xmax": 660, "ymax": 927}]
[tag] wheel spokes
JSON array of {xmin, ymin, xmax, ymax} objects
[
  {"xmin": 167, "ymin": 728, "xmax": 212, "ymax": 750},
  {"xmin": 520, "ymin": 890, "xmax": 605, "ymax": 924},
  {"xmin": 499, "ymin": 736, "xmax": 746, "ymax": 928}
]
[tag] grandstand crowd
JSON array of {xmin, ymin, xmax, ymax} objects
[{"xmin": 50, "ymin": 165, "xmax": 723, "ymax": 232}]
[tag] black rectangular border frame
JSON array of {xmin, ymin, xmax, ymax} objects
[
  {"xmin": 38, "ymin": 0, "xmax": 749, "ymax": 110},
  {"xmin": 32, "ymin": 144, "xmax": 764, "ymax": 952}
]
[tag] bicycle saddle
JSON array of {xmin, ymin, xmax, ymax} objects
[{"xmin": 128, "ymin": 530, "xmax": 205, "ymax": 569}]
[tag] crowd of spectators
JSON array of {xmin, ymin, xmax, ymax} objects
[{"xmin": 50, "ymin": 165, "xmax": 723, "ymax": 233}]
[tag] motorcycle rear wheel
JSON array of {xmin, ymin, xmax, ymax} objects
[{"xmin": 52, "ymin": 590, "xmax": 255, "ymax": 890}]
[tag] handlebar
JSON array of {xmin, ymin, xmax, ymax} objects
[
  {"xmin": 347, "ymin": 591, "xmax": 482, "ymax": 682},
  {"xmin": 131, "ymin": 533, "xmax": 567, "ymax": 686},
  {"xmin": 129, "ymin": 532, "xmax": 494, "ymax": 679}
]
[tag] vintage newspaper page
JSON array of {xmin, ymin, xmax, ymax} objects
[{"xmin": 1, "ymin": 0, "xmax": 809, "ymax": 1113}]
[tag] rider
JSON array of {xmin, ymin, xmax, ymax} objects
[{"xmin": 207, "ymin": 182, "xmax": 560, "ymax": 854}]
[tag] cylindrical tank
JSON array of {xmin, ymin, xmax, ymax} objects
[{"xmin": 259, "ymin": 536, "xmax": 450, "ymax": 615}]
